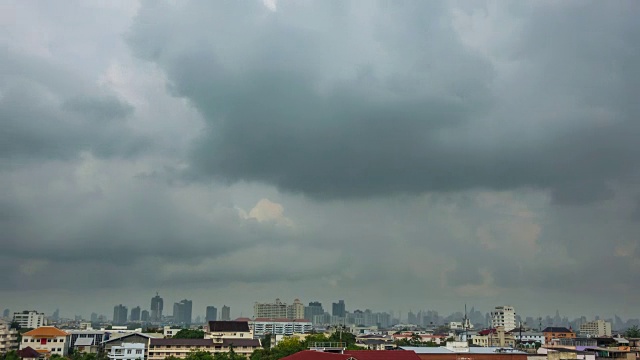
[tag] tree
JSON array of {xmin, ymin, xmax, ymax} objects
[
  {"xmin": 625, "ymin": 325, "xmax": 640, "ymax": 338},
  {"xmin": 174, "ymin": 329, "xmax": 206, "ymax": 339},
  {"xmin": 185, "ymin": 350, "xmax": 214, "ymax": 360},
  {"xmin": 2, "ymin": 351, "xmax": 19, "ymax": 360},
  {"xmin": 261, "ymin": 334, "xmax": 272, "ymax": 349}
]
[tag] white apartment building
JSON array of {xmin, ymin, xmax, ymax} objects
[
  {"xmin": 491, "ymin": 306, "xmax": 516, "ymax": 332},
  {"xmin": 253, "ymin": 299, "xmax": 305, "ymax": 320},
  {"xmin": 108, "ymin": 343, "xmax": 145, "ymax": 360},
  {"xmin": 13, "ymin": 311, "xmax": 46, "ymax": 329},
  {"xmin": 19, "ymin": 326, "xmax": 70, "ymax": 357},
  {"xmin": 579, "ymin": 320, "xmax": 612, "ymax": 337},
  {"xmin": 252, "ymin": 318, "xmax": 312, "ymax": 336},
  {"xmin": 0, "ymin": 321, "xmax": 19, "ymax": 353}
]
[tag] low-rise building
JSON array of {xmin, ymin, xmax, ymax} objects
[
  {"xmin": 147, "ymin": 338, "xmax": 260, "ymax": 359},
  {"xmin": 108, "ymin": 342, "xmax": 146, "ymax": 360},
  {"xmin": 472, "ymin": 328, "xmax": 517, "ymax": 348},
  {"xmin": 0, "ymin": 321, "xmax": 19, "ymax": 353},
  {"xmin": 17, "ymin": 347, "xmax": 41, "ymax": 360},
  {"xmin": 19, "ymin": 326, "xmax": 70, "ymax": 357},
  {"xmin": 73, "ymin": 337, "xmax": 100, "ymax": 354},
  {"xmin": 67, "ymin": 329, "xmax": 109, "ymax": 349},
  {"xmin": 511, "ymin": 331, "xmax": 545, "ymax": 346},
  {"xmin": 206, "ymin": 321, "xmax": 253, "ymax": 340},
  {"xmin": 543, "ymin": 327, "xmax": 576, "ymax": 344}
]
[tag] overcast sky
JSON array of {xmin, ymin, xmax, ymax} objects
[{"xmin": 1, "ymin": 0, "xmax": 640, "ymax": 321}]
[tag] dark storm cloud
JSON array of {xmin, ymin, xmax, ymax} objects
[
  {"xmin": 128, "ymin": 0, "xmax": 640, "ymax": 204},
  {"xmin": 0, "ymin": 48, "xmax": 148, "ymax": 163}
]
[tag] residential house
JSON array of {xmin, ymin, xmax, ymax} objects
[
  {"xmin": 103, "ymin": 332, "xmax": 162, "ymax": 359},
  {"xmin": 19, "ymin": 326, "xmax": 70, "ymax": 357},
  {"xmin": 17, "ymin": 347, "xmax": 41, "ymax": 360},
  {"xmin": 108, "ymin": 343, "xmax": 146, "ymax": 360}
]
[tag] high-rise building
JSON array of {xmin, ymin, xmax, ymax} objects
[
  {"xmin": 113, "ymin": 305, "xmax": 128, "ymax": 325},
  {"xmin": 253, "ymin": 299, "xmax": 305, "ymax": 319},
  {"xmin": 579, "ymin": 319, "xmax": 612, "ymax": 337},
  {"xmin": 130, "ymin": 306, "xmax": 141, "ymax": 322},
  {"xmin": 287, "ymin": 299, "xmax": 304, "ymax": 319},
  {"xmin": 90, "ymin": 313, "xmax": 98, "ymax": 323},
  {"xmin": 491, "ymin": 306, "xmax": 516, "ymax": 332},
  {"xmin": 173, "ymin": 299, "xmax": 193, "ymax": 326},
  {"xmin": 141, "ymin": 310, "xmax": 150, "ymax": 322},
  {"xmin": 51, "ymin": 309, "xmax": 59, "ymax": 322},
  {"xmin": 206, "ymin": 306, "xmax": 217, "ymax": 322},
  {"xmin": 332, "ymin": 300, "xmax": 346, "ymax": 318},
  {"xmin": 221, "ymin": 306, "xmax": 231, "ymax": 321},
  {"xmin": 151, "ymin": 293, "xmax": 163, "ymax": 322},
  {"xmin": 304, "ymin": 302, "xmax": 324, "ymax": 322},
  {"xmin": 254, "ymin": 299, "xmax": 287, "ymax": 318},
  {"xmin": 3, "ymin": 309, "xmax": 10, "ymax": 319},
  {"xmin": 12, "ymin": 311, "xmax": 46, "ymax": 329}
]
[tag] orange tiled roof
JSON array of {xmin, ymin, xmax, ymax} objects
[
  {"xmin": 24, "ymin": 326, "xmax": 69, "ymax": 337},
  {"xmin": 35, "ymin": 349, "xmax": 51, "ymax": 354}
]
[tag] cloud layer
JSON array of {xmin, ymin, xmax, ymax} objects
[{"xmin": 1, "ymin": 0, "xmax": 639, "ymax": 319}]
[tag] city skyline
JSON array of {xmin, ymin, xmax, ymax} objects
[
  {"xmin": 2, "ymin": 1, "xmax": 639, "ymax": 320},
  {"xmin": 5, "ymin": 297, "xmax": 639, "ymax": 330}
]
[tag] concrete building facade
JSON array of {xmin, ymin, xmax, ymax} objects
[
  {"xmin": 491, "ymin": 306, "xmax": 516, "ymax": 332},
  {"xmin": 0, "ymin": 321, "xmax": 19, "ymax": 353},
  {"xmin": 579, "ymin": 320, "xmax": 612, "ymax": 337},
  {"xmin": 12, "ymin": 311, "xmax": 46, "ymax": 329}
]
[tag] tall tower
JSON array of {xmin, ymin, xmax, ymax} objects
[
  {"xmin": 150, "ymin": 292, "xmax": 163, "ymax": 322},
  {"xmin": 113, "ymin": 304, "xmax": 128, "ymax": 325},
  {"xmin": 206, "ymin": 306, "xmax": 217, "ymax": 322},
  {"xmin": 221, "ymin": 305, "xmax": 231, "ymax": 321}
]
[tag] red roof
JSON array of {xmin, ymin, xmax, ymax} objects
[
  {"xmin": 282, "ymin": 350, "xmax": 421, "ymax": 360},
  {"xmin": 281, "ymin": 351, "xmax": 350, "ymax": 360},
  {"xmin": 18, "ymin": 347, "xmax": 41, "ymax": 358},
  {"xmin": 345, "ymin": 350, "xmax": 421, "ymax": 360}
]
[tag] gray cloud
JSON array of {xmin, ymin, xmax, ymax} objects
[
  {"xmin": 2, "ymin": 0, "xmax": 640, "ymax": 320},
  {"xmin": 0, "ymin": 48, "xmax": 149, "ymax": 163},
  {"xmin": 125, "ymin": 1, "xmax": 640, "ymax": 205}
]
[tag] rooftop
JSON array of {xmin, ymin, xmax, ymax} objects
[
  {"xmin": 208, "ymin": 321, "xmax": 250, "ymax": 332},
  {"xmin": 24, "ymin": 326, "xmax": 69, "ymax": 337},
  {"xmin": 74, "ymin": 338, "xmax": 94, "ymax": 346}
]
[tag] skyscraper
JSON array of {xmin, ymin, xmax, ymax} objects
[
  {"xmin": 221, "ymin": 305, "xmax": 230, "ymax": 321},
  {"xmin": 150, "ymin": 293, "xmax": 163, "ymax": 322},
  {"xmin": 113, "ymin": 304, "xmax": 128, "ymax": 325},
  {"xmin": 90, "ymin": 313, "xmax": 98, "ymax": 323},
  {"xmin": 141, "ymin": 310, "xmax": 150, "ymax": 322},
  {"xmin": 206, "ymin": 306, "xmax": 217, "ymax": 322},
  {"xmin": 130, "ymin": 306, "xmax": 141, "ymax": 322},
  {"xmin": 3, "ymin": 309, "xmax": 10, "ymax": 319},
  {"xmin": 332, "ymin": 300, "xmax": 346, "ymax": 317},
  {"xmin": 173, "ymin": 299, "xmax": 193, "ymax": 326},
  {"xmin": 304, "ymin": 301, "xmax": 324, "ymax": 321}
]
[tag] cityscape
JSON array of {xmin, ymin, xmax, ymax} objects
[{"xmin": 2, "ymin": 297, "xmax": 640, "ymax": 360}]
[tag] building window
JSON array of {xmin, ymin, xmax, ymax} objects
[{"xmin": 136, "ymin": 350, "xmax": 143, "ymax": 354}]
